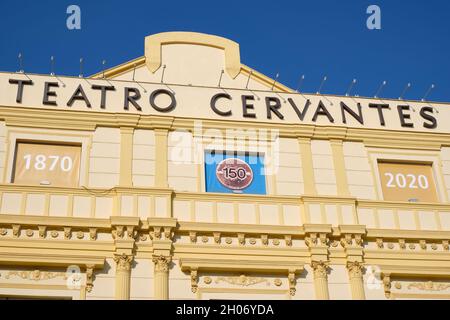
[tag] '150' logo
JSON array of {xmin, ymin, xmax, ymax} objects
[{"xmin": 216, "ymin": 158, "xmax": 253, "ymax": 191}]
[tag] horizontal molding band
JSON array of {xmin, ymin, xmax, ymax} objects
[
  {"xmin": 0, "ymin": 106, "xmax": 449, "ymax": 149},
  {"xmin": 0, "ymin": 251, "xmax": 105, "ymax": 268},
  {"xmin": 179, "ymin": 257, "xmax": 304, "ymax": 273},
  {"xmin": 177, "ymin": 221, "xmax": 304, "ymax": 235}
]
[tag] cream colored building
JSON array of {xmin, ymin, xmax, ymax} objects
[{"xmin": 0, "ymin": 31, "xmax": 449, "ymax": 300}]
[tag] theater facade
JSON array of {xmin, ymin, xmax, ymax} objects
[{"xmin": 0, "ymin": 31, "xmax": 449, "ymax": 300}]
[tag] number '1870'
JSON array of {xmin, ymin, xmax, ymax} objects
[{"xmin": 23, "ymin": 154, "xmax": 73, "ymax": 172}]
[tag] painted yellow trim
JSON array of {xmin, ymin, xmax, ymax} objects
[
  {"xmin": 0, "ymin": 251, "xmax": 104, "ymax": 268},
  {"xmin": 154, "ymin": 129, "xmax": 169, "ymax": 188},
  {"xmin": 90, "ymin": 32, "xmax": 293, "ymax": 91},
  {"xmin": 239, "ymin": 64, "xmax": 293, "ymax": 92},
  {"xmin": 119, "ymin": 127, "xmax": 134, "ymax": 187},
  {"xmin": 90, "ymin": 57, "xmax": 146, "ymax": 80},
  {"xmin": 179, "ymin": 257, "xmax": 304, "ymax": 273},
  {"xmin": 330, "ymin": 139, "xmax": 350, "ymax": 196},
  {"xmin": 144, "ymin": 31, "xmax": 241, "ymax": 79},
  {"xmin": 3, "ymin": 106, "xmax": 449, "ymax": 152}
]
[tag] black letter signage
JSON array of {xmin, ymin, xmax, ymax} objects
[
  {"xmin": 149, "ymin": 89, "xmax": 176, "ymax": 113},
  {"xmin": 210, "ymin": 93, "xmax": 232, "ymax": 116}
]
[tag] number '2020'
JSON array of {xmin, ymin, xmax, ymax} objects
[{"xmin": 384, "ymin": 173, "xmax": 429, "ymax": 189}]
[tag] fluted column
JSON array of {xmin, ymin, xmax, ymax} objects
[
  {"xmin": 311, "ymin": 261, "xmax": 330, "ymax": 300},
  {"xmin": 114, "ymin": 253, "xmax": 133, "ymax": 300},
  {"xmin": 153, "ymin": 255, "xmax": 171, "ymax": 300},
  {"xmin": 347, "ymin": 262, "xmax": 366, "ymax": 300}
]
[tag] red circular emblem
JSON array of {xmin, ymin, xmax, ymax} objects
[{"xmin": 216, "ymin": 158, "xmax": 253, "ymax": 191}]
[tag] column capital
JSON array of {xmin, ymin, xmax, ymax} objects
[
  {"xmin": 311, "ymin": 261, "xmax": 330, "ymax": 279},
  {"xmin": 152, "ymin": 255, "xmax": 171, "ymax": 273},
  {"xmin": 346, "ymin": 261, "xmax": 364, "ymax": 279},
  {"xmin": 113, "ymin": 253, "xmax": 133, "ymax": 272}
]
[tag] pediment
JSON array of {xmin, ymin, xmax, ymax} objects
[{"xmin": 91, "ymin": 31, "xmax": 292, "ymax": 92}]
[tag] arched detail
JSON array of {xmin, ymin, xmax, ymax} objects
[{"xmin": 145, "ymin": 31, "xmax": 241, "ymax": 79}]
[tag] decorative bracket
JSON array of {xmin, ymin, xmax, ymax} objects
[
  {"xmin": 38, "ymin": 226, "xmax": 47, "ymax": 239},
  {"xmin": 238, "ymin": 233, "xmax": 245, "ymax": 246},
  {"xmin": 261, "ymin": 234, "xmax": 269, "ymax": 246},
  {"xmin": 86, "ymin": 264, "xmax": 95, "ymax": 293},
  {"xmin": 288, "ymin": 270, "xmax": 296, "ymax": 296},
  {"xmin": 189, "ymin": 231, "xmax": 197, "ymax": 244},
  {"xmin": 126, "ymin": 225, "xmax": 138, "ymax": 239},
  {"xmin": 112, "ymin": 225, "xmax": 125, "ymax": 239},
  {"xmin": 213, "ymin": 232, "xmax": 221, "ymax": 244},
  {"xmin": 382, "ymin": 274, "xmax": 391, "ymax": 299},
  {"xmin": 285, "ymin": 235, "xmax": 292, "ymax": 247},
  {"xmin": 376, "ymin": 238, "xmax": 384, "ymax": 249},
  {"xmin": 191, "ymin": 268, "xmax": 198, "ymax": 293},
  {"xmin": 12, "ymin": 224, "xmax": 20, "ymax": 238},
  {"xmin": 89, "ymin": 228, "xmax": 97, "ymax": 241},
  {"xmin": 64, "ymin": 227, "xmax": 72, "ymax": 240}
]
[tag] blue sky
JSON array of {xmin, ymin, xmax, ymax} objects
[{"xmin": 0, "ymin": 0, "xmax": 449, "ymax": 102}]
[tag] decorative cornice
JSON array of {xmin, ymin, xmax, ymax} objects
[
  {"xmin": 379, "ymin": 265, "xmax": 450, "ymax": 278},
  {"xmin": 148, "ymin": 218, "xmax": 177, "ymax": 241},
  {"xmin": 180, "ymin": 258, "xmax": 304, "ymax": 274},
  {"xmin": 1, "ymin": 104, "xmax": 450, "ymax": 149},
  {"xmin": 305, "ymin": 232, "xmax": 330, "ymax": 248},
  {"xmin": 0, "ymin": 252, "xmax": 105, "ymax": 269},
  {"xmin": 111, "ymin": 217, "xmax": 140, "ymax": 241}
]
